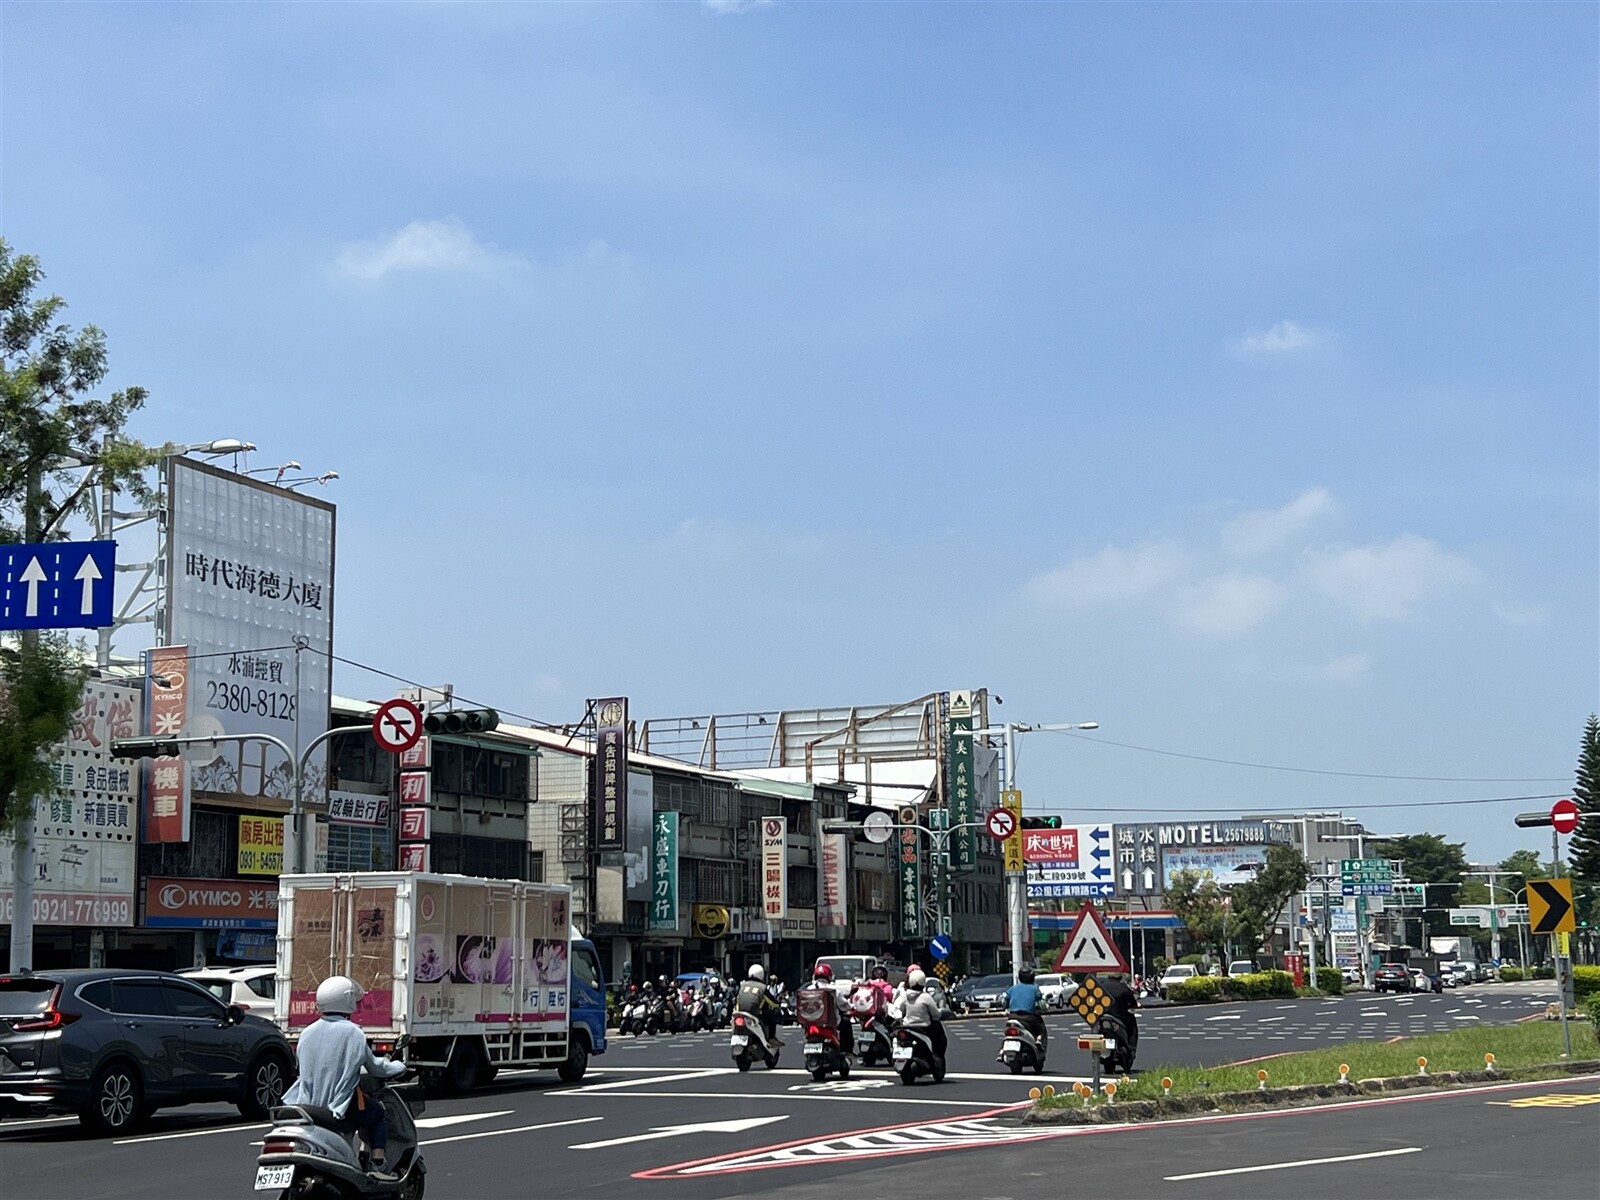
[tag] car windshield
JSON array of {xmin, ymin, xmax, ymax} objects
[
  {"xmin": 191, "ymin": 980, "xmax": 233, "ymax": 1004},
  {"xmin": 976, "ymin": 974, "xmax": 1012, "ymax": 989},
  {"xmin": 1164, "ymin": 966, "xmax": 1194, "ymax": 976},
  {"xmin": 0, "ymin": 978, "xmax": 58, "ymax": 1015},
  {"xmin": 814, "ymin": 958, "xmax": 867, "ymax": 978}
]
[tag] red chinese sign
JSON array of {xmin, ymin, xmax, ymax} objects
[{"xmin": 145, "ymin": 644, "xmax": 190, "ymax": 843}]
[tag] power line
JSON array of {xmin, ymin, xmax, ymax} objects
[
  {"xmin": 1038, "ymin": 793, "xmax": 1566, "ymax": 815},
  {"xmin": 1048, "ymin": 728, "xmax": 1568, "ymax": 784},
  {"xmin": 321, "ymin": 649, "xmax": 562, "ymax": 732}
]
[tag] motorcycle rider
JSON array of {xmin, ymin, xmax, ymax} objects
[
  {"xmin": 281, "ymin": 976, "xmax": 407, "ymax": 1179},
  {"xmin": 1002, "ymin": 966, "xmax": 1048, "ymax": 1056},
  {"xmin": 735, "ymin": 963, "xmax": 782, "ymax": 1045},
  {"xmin": 1097, "ymin": 971, "xmax": 1140, "ymax": 1056},
  {"xmin": 798, "ymin": 963, "xmax": 854, "ymax": 1057},
  {"xmin": 897, "ymin": 967, "xmax": 950, "ymax": 1061}
]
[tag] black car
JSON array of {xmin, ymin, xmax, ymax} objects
[
  {"xmin": 950, "ymin": 972, "xmax": 1013, "ymax": 1014},
  {"xmin": 0, "ymin": 968, "xmax": 294, "ymax": 1135},
  {"xmin": 1372, "ymin": 962, "xmax": 1413, "ymax": 994}
]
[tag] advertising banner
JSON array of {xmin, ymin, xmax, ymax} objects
[
  {"xmin": 648, "ymin": 810, "xmax": 679, "ymax": 931},
  {"xmin": 145, "ymin": 875, "xmax": 279, "ymax": 929},
  {"xmin": 144, "ymin": 643, "xmax": 190, "ymax": 842},
  {"xmin": 945, "ymin": 690, "xmax": 977, "ymax": 871},
  {"xmin": 761, "ymin": 816, "xmax": 787, "ymax": 921},
  {"xmin": 1113, "ymin": 822, "xmax": 1162, "ymax": 896},
  {"xmin": 399, "ymin": 808, "xmax": 430, "ymax": 842},
  {"xmin": 625, "ymin": 770, "xmax": 653, "ymax": 903},
  {"xmin": 819, "ymin": 831, "xmax": 848, "ymax": 929},
  {"xmin": 165, "ymin": 457, "xmax": 336, "ymax": 808},
  {"xmin": 237, "ymin": 815, "xmax": 284, "ymax": 875},
  {"xmin": 328, "ymin": 790, "xmax": 388, "ymax": 826},
  {"xmin": 1161, "ymin": 843, "xmax": 1275, "ymax": 888},
  {"xmin": 591, "ymin": 697, "xmax": 628, "ymax": 852},
  {"xmin": 1024, "ymin": 822, "xmax": 1116, "ymax": 899},
  {"xmin": 897, "ymin": 805, "xmax": 921, "ymax": 940},
  {"xmin": 0, "ymin": 680, "xmax": 142, "ymax": 927}
]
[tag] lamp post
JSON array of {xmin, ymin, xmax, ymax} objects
[{"xmin": 969, "ymin": 721, "xmax": 1100, "ymax": 983}]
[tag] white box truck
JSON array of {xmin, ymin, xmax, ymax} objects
[{"xmin": 275, "ymin": 872, "xmax": 608, "ymax": 1093}]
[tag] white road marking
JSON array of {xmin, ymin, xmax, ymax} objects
[
  {"xmin": 114, "ymin": 1121, "xmax": 265, "ymax": 1145},
  {"xmin": 555, "ymin": 1068, "xmax": 727, "ymax": 1093},
  {"xmin": 1206, "ymin": 1014, "xmax": 1242, "ymax": 1022},
  {"xmin": 1166, "ymin": 1146, "xmax": 1423, "ymax": 1180},
  {"xmin": 574, "ymin": 1089, "xmax": 1021, "ymax": 1107},
  {"xmin": 1453, "ymin": 1015, "xmax": 1481, "ymax": 1020},
  {"xmin": 1259, "ymin": 1016, "xmax": 1285, "ymax": 1023},
  {"xmin": 572, "ymin": 1115, "xmax": 786, "ymax": 1150},
  {"xmin": 414, "ymin": 1109, "xmax": 515, "ymax": 1129},
  {"xmin": 425, "ymin": 1116, "xmax": 602, "ymax": 1146}
]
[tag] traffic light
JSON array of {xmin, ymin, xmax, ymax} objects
[
  {"xmin": 1021, "ymin": 816, "xmax": 1063, "ymax": 830},
  {"xmin": 423, "ymin": 708, "xmax": 499, "ymax": 735},
  {"xmin": 110, "ymin": 737, "xmax": 182, "ymax": 759}
]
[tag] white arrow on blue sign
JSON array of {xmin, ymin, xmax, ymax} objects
[
  {"xmin": 928, "ymin": 933, "xmax": 953, "ymax": 961},
  {"xmin": 1, "ymin": 540, "xmax": 116, "ymax": 631}
]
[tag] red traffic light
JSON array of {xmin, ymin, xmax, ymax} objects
[{"xmin": 1552, "ymin": 798, "xmax": 1580, "ymax": 835}]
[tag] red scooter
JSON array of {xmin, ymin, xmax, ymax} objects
[{"xmin": 798, "ymin": 984, "xmax": 852, "ymax": 1082}]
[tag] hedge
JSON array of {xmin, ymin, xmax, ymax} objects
[
  {"xmin": 1500, "ymin": 966, "xmax": 1524, "ymax": 982},
  {"xmin": 1531, "ymin": 965, "xmax": 1556, "ymax": 980},
  {"xmin": 1315, "ymin": 966, "xmax": 1344, "ymax": 995},
  {"xmin": 1587, "ymin": 994, "xmax": 1600, "ymax": 1045},
  {"xmin": 1219, "ymin": 970, "xmax": 1297, "ymax": 1000},
  {"xmin": 1166, "ymin": 976, "xmax": 1222, "ymax": 1003},
  {"xmin": 1573, "ymin": 965, "xmax": 1600, "ymax": 1002}
]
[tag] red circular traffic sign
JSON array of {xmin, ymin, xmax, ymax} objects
[
  {"xmin": 986, "ymin": 808, "xmax": 1017, "ymax": 841},
  {"xmin": 372, "ymin": 697, "xmax": 424, "ymax": 753},
  {"xmin": 1551, "ymin": 797, "xmax": 1580, "ymax": 835}
]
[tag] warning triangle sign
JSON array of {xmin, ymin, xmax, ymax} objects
[{"xmin": 1052, "ymin": 901, "xmax": 1129, "ymax": 974}]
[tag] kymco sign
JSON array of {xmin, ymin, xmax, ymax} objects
[{"xmin": 144, "ymin": 875, "xmax": 279, "ymax": 929}]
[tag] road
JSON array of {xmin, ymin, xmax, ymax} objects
[{"xmin": 0, "ymin": 981, "xmax": 1584, "ymax": 1199}]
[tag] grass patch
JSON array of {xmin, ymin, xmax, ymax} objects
[{"xmin": 1040, "ymin": 1019, "xmax": 1580, "ymax": 1107}]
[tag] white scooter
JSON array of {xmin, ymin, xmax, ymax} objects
[
  {"xmin": 729, "ymin": 1011, "xmax": 781, "ymax": 1071},
  {"xmin": 255, "ymin": 1073, "xmax": 426, "ymax": 1200}
]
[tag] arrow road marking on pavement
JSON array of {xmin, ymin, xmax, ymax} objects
[
  {"xmin": 414, "ymin": 1110, "xmax": 514, "ymax": 1129},
  {"xmin": 1165, "ymin": 1146, "xmax": 1424, "ymax": 1181},
  {"xmin": 555, "ymin": 1068, "xmax": 727, "ymax": 1094},
  {"xmin": 20, "ymin": 557, "xmax": 46, "ymax": 616},
  {"xmin": 572, "ymin": 1116, "xmax": 787, "ymax": 1151},
  {"xmin": 74, "ymin": 553, "xmax": 101, "ymax": 614}
]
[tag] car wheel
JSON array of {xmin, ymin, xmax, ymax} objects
[
  {"xmin": 239, "ymin": 1050, "xmax": 291, "ymax": 1118},
  {"xmin": 81, "ymin": 1060, "xmax": 143, "ymax": 1136},
  {"xmin": 556, "ymin": 1036, "xmax": 589, "ymax": 1084}
]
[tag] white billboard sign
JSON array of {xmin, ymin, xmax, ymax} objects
[
  {"xmin": 0, "ymin": 680, "xmax": 142, "ymax": 926},
  {"xmin": 165, "ymin": 458, "xmax": 336, "ymax": 808}
]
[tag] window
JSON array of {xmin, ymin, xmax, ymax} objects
[
  {"xmin": 247, "ymin": 976, "xmax": 276, "ymax": 1000},
  {"xmin": 573, "ymin": 947, "xmax": 601, "ymax": 991},
  {"xmin": 163, "ymin": 981, "xmax": 225, "ymax": 1020},
  {"xmin": 77, "ymin": 981, "xmax": 114, "ymax": 1011},
  {"xmin": 326, "ymin": 822, "xmax": 391, "ymax": 872},
  {"xmin": 432, "ymin": 834, "xmax": 533, "ymax": 881},
  {"xmin": 696, "ymin": 861, "xmax": 735, "ymax": 904},
  {"xmin": 110, "ymin": 980, "xmax": 171, "ymax": 1016}
]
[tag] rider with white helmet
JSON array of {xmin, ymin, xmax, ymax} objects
[
  {"xmin": 734, "ymin": 962, "xmax": 781, "ymax": 1044},
  {"xmin": 282, "ymin": 976, "xmax": 406, "ymax": 1178}
]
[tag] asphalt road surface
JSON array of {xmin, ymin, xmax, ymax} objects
[{"xmin": 0, "ymin": 981, "xmax": 1581, "ymax": 1200}]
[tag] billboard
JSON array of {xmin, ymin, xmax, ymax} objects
[
  {"xmin": 819, "ymin": 831, "xmax": 848, "ymax": 930},
  {"xmin": 0, "ymin": 680, "xmax": 142, "ymax": 927},
  {"xmin": 648, "ymin": 810, "xmax": 679, "ymax": 931},
  {"xmin": 1023, "ymin": 822, "xmax": 1116, "ymax": 899},
  {"xmin": 165, "ymin": 457, "xmax": 336, "ymax": 809},
  {"xmin": 625, "ymin": 771, "xmax": 653, "ymax": 903},
  {"xmin": 761, "ymin": 816, "xmax": 787, "ymax": 921},
  {"xmin": 591, "ymin": 697, "xmax": 628, "ymax": 852},
  {"xmin": 945, "ymin": 691, "xmax": 977, "ymax": 871}
]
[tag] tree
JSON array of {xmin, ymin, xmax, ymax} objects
[
  {"xmin": 1, "ymin": 240, "xmax": 158, "ymax": 971},
  {"xmin": 1568, "ymin": 714, "xmax": 1600, "ymax": 881},
  {"xmin": 1499, "ymin": 848, "xmax": 1543, "ymax": 894},
  {"xmin": 1371, "ymin": 832, "xmax": 1469, "ymax": 939},
  {"xmin": 1228, "ymin": 843, "xmax": 1310, "ymax": 960},
  {"xmin": 1166, "ymin": 868, "xmax": 1226, "ymax": 962}
]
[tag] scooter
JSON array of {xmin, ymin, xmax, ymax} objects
[
  {"xmin": 729, "ymin": 1011, "xmax": 781, "ymax": 1071},
  {"xmin": 997, "ymin": 1015, "xmax": 1046, "ymax": 1076},
  {"xmin": 256, "ymin": 1073, "xmax": 426, "ymax": 1200},
  {"xmin": 1095, "ymin": 1013, "xmax": 1137, "ymax": 1074},
  {"xmin": 891, "ymin": 1025, "xmax": 945, "ymax": 1085},
  {"xmin": 801, "ymin": 1019, "xmax": 852, "ymax": 1083}
]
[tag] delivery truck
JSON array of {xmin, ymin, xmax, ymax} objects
[{"xmin": 275, "ymin": 872, "xmax": 607, "ymax": 1093}]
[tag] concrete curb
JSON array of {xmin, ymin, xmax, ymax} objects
[{"xmin": 1019, "ymin": 1059, "xmax": 1600, "ymax": 1125}]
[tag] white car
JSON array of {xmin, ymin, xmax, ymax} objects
[
  {"xmin": 1034, "ymin": 973, "xmax": 1075, "ymax": 1009},
  {"xmin": 181, "ymin": 965, "xmax": 277, "ymax": 1018},
  {"xmin": 1158, "ymin": 964, "xmax": 1198, "ymax": 995}
]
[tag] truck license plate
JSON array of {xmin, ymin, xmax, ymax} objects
[
  {"xmin": 730, "ymin": 1035, "xmax": 748, "ymax": 1047},
  {"xmin": 1002, "ymin": 1039, "xmax": 1021, "ymax": 1052},
  {"xmin": 255, "ymin": 1165, "xmax": 294, "ymax": 1191}
]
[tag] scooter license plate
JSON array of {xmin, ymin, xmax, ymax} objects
[
  {"xmin": 1002, "ymin": 1039, "xmax": 1022, "ymax": 1052},
  {"xmin": 255, "ymin": 1165, "xmax": 294, "ymax": 1191},
  {"xmin": 892, "ymin": 1045, "xmax": 913, "ymax": 1061},
  {"xmin": 730, "ymin": 1035, "xmax": 748, "ymax": 1047}
]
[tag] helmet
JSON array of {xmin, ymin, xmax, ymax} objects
[
  {"xmin": 908, "ymin": 962, "xmax": 921, "ymax": 974},
  {"xmin": 1019, "ymin": 967, "xmax": 1036, "ymax": 984},
  {"xmin": 748, "ymin": 963, "xmax": 766, "ymax": 982},
  {"xmin": 907, "ymin": 968, "xmax": 927, "ymax": 990},
  {"xmin": 813, "ymin": 963, "xmax": 834, "ymax": 982},
  {"xmin": 871, "ymin": 964, "xmax": 888, "ymax": 981},
  {"xmin": 315, "ymin": 975, "xmax": 363, "ymax": 1016}
]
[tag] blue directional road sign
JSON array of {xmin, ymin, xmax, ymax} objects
[
  {"xmin": 1, "ymin": 540, "xmax": 116, "ymax": 631},
  {"xmin": 928, "ymin": 933, "xmax": 953, "ymax": 961}
]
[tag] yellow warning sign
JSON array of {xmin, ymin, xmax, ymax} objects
[
  {"xmin": 1001, "ymin": 790, "xmax": 1024, "ymax": 874},
  {"xmin": 1527, "ymin": 878, "xmax": 1575, "ymax": 935},
  {"xmin": 1065, "ymin": 974, "xmax": 1111, "ymax": 1028}
]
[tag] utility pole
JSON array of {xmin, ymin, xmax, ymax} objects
[{"xmin": 8, "ymin": 462, "xmax": 43, "ymax": 972}]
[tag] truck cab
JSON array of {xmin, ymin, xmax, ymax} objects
[{"xmin": 568, "ymin": 932, "xmax": 608, "ymax": 1074}]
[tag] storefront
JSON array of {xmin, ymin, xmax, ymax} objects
[{"xmin": 135, "ymin": 875, "xmax": 281, "ymax": 968}]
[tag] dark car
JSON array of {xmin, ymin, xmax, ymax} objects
[
  {"xmin": 1372, "ymin": 962, "xmax": 1413, "ymax": 994},
  {"xmin": 950, "ymin": 972, "xmax": 1013, "ymax": 1014},
  {"xmin": 0, "ymin": 968, "xmax": 294, "ymax": 1135}
]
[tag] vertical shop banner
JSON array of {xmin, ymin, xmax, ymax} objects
[
  {"xmin": 648, "ymin": 810, "xmax": 679, "ymax": 931},
  {"xmin": 144, "ymin": 643, "xmax": 191, "ymax": 842},
  {"xmin": 625, "ymin": 771, "xmax": 654, "ymax": 903},
  {"xmin": 398, "ymin": 736, "xmax": 431, "ymax": 771},
  {"xmin": 1114, "ymin": 822, "xmax": 1162, "ymax": 896},
  {"xmin": 237, "ymin": 815, "xmax": 285, "ymax": 875},
  {"xmin": 945, "ymin": 690, "xmax": 977, "ymax": 871},
  {"xmin": 0, "ymin": 680, "xmax": 142, "ymax": 928},
  {"xmin": 819, "ymin": 831, "xmax": 848, "ymax": 929},
  {"xmin": 897, "ymin": 805, "xmax": 921, "ymax": 940},
  {"xmin": 591, "ymin": 697, "xmax": 628, "ymax": 852},
  {"xmin": 761, "ymin": 816, "xmax": 787, "ymax": 921},
  {"xmin": 164, "ymin": 457, "xmax": 336, "ymax": 809}
]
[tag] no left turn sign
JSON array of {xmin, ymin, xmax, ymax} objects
[
  {"xmin": 986, "ymin": 808, "xmax": 1017, "ymax": 841},
  {"xmin": 373, "ymin": 697, "xmax": 424, "ymax": 754}
]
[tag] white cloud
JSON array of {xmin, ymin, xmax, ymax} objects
[
  {"xmin": 332, "ymin": 218, "xmax": 521, "ymax": 282},
  {"xmin": 1222, "ymin": 487, "xmax": 1337, "ymax": 558},
  {"xmin": 1492, "ymin": 600, "xmax": 1549, "ymax": 628},
  {"xmin": 1302, "ymin": 535, "xmax": 1479, "ymax": 621},
  {"xmin": 1025, "ymin": 541, "xmax": 1189, "ymax": 607},
  {"xmin": 1172, "ymin": 573, "xmax": 1285, "ymax": 636},
  {"xmin": 703, "ymin": 0, "xmax": 772, "ymax": 12},
  {"xmin": 1233, "ymin": 319, "xmax": 1323, "ymax": 358}
]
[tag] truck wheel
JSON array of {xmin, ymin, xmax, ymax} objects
[
  {"xmin": 444, "ymin": 1041, "xmax": 483, "ymax": 1094},
  {"xmin": 556, "ymin": 1036, "xmax": 589, "ymax": 1083}
]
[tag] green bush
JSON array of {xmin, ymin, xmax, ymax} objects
[
  {"xmin": 1179, "ymin": 953, "xmax": 1207, "ymax": 967},
  {"xmin": 1500, "ymin": 966, "xmax": 1524, "ymax": 982},
  {"xmin": 1532, "ymin": 965, "xmax": 1556, "ymax": 980},
  {"xmin": 1166, "ymin": 976, "xmax": 1223, "ymax": 1003},
  {"xmin": 1315, "ymin": 966, "xmax": 1344, "ymax": 995},
  {"xmin": 1218, "ymin": 970, "xmax": 1296, "ymax": 1000},
  {"xmin": 1586, "ymin": 994, "xmax": 1600, "ymax": 1045},
  {"xmin": 1573, "ymin": 965, "xmax": 1600, "ymax": 1002}
]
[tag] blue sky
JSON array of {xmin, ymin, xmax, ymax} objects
[{"xmin": 3, "ymin": 2, "xmax": 1595, "ymax": 865}]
